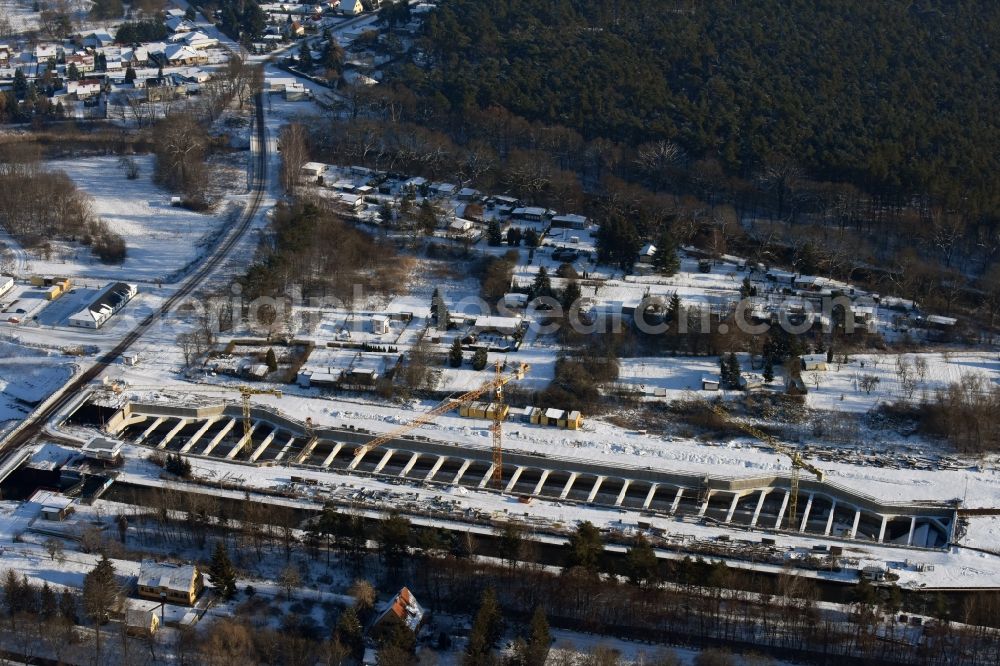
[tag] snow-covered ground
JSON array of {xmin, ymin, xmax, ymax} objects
[
  {"xmin": 0, "ymin": 346, "xmax": 75, "ymax": 433},
  {"xmin": 25, "ymin": 155, "xmax": 241, "ymax": 283},
  {"xmin": 0, "ymin": 0, "xmax": 40, "ymax": 34},
  {"xmin": 802, "ymin": 352, "xmax": 1000, "ymax": 412}
]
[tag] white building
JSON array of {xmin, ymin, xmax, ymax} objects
[
  {"xmin": 68, "ymin": 282, "xmax": 137, "ymax": 329},
  {"xmin": 371, "ymin": 314, "xmax": 390, "ymax": 335},
  {"xmin": 340, "ymin": 0, "xmax": 364, "ymax": 15}
]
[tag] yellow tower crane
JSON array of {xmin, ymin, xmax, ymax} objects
[
  {"xmin": 354, "ymin": 360, "xmax": 529, "ymax": 489},
  {"xmin": 106, "ymin": 381, "xmax": 282, "ymax": 456},
  {"xmin": 691, "ymin": 393, "xmax": 824, "ymax": 529}
]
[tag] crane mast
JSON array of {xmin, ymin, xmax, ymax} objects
[
  {"xmin": 695, "ymin": 394, "xmax": 823, "ymax": 529},
  {"xmin": 353, "ymin": 360, "xmax": 529, "ymax": 490}
]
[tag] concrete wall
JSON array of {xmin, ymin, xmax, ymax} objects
[{"xmin": 122, "ymin": 401, "xmax": 956, "ymax": 522}]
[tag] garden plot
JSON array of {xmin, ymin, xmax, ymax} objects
[
  {"xmin": 802, "ymin": 352, "xmax": 1000, "ymax": 413},
  {"xmin": 26, "ymin": 155, "xmax": 238, "ymax": 283}
]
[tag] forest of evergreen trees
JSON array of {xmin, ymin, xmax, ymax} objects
[{"xmin": 410, "ymin": 0, "xmax": 1000, "ymax": 216}]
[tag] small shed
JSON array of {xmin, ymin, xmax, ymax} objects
[
  {"xmin": 371, "ymin": 314, "xmax": 390, "ymax": 335},
  {"xmin": 125, "ymin": 601, "xmax": 161, "ymax": 636},
  {"xmin": 565, "ymin": 410, "xmax": 582, "ymax": 430},
  {"xmin": 502, "ymin": 293, "xmax": 529, "ymax": 309},
  {"xmin": 542, "ymin": 408, "xmax": 564, "ymax": 426},
  {"xmin": 31, "ymin": 489, "xmax": 74, "ymax": 521},
  {"xmin": 701, "ymin": 377, "xmax": 720, "ymax": 391},
  {"xmin": 82, "ymin": 436, "xmax": 124, "ymax": 464},
  {"xmin": 800, "ymin": 354, "xmax": 828, "ymax": 372}
]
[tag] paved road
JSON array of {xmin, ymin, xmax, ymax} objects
[{"xmin": 0, "ymin": 92, "xmax": 269, "ymax": 458}]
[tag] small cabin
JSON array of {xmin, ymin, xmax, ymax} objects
[
  {"xmin": 800, "ymin": 354, "xmax": 828, "ymax": 372},
  {"xmin": 371, "ymin": 314, "xmax": 390, "ymax": 335}
]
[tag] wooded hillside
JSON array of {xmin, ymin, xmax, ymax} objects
[{"xmin": 413, "ymin": 0, "xmax": 1000, "ymax": 214}]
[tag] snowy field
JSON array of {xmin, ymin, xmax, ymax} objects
[
  {"xmin": 0, "ymin": 347, "xmax": 74, "ymax": 432},
  {"xmin": 24, "ymin": 156, "xmax": 240, "ymax": 283},
  {"xmin": 0, "ymin": 0, "xmax": 40, "ymax": 33},
  {"xmin": 802, "ymin": 352, "xmax": 1000, "ymax": 413}
]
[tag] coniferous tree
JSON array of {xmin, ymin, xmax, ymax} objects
[
  {"xmin": 464, "ymin": 588, "xmax": 504, "ymax": 665},
  {"xmin": 472, "ymin": 348, "xmax": 488, "ymax": 371},
  {"xmin": 449, "ymin": 337, "xmax": 464, "ymax": 367},
  {"xmin": 59, "ymin": 589, "xmax": 77, "ymax": 623},
  {"xmin": 336, "ymin": 606, "xmax": 364, "ymax": 659},
  {"xmin": 651, "ymin": 230, "xmax": 680, "ymax": 275},
  {"xmin": 298, "ymin": 43, "xmax": 313, "ymax": 69},
  {"xmin": 39, "ymin": 582, "xmax": 57, "ymax": 619},
  {"xmin": 487, "ymin": 219, "xmax": 503, "ymax": 246},
  {"xmin": 266, "ymin": 347, "xmax": 278, "ymax": 371},
  {"xmin": 667, "ymin": 293, "xmax": 681, "ymax": 320},
  {"xmin": 531, "ymin": 266, "xmax": 552, "ymax": 300},
  {"xmin": 763, "ymin": 356, "xmax": 775, "ymax": 383},
  {"xmin": 566, "ymin": 521, "xmax": 603, "ymax": 572},
  {"xmin": 524, "ymin": 605, "xmax": 551, "ymax": 666},
  {"xmin": 124, "ymin": 65, "xmax": 136, "ymax": 84},
  {"xmin": 561, "ymin": 280, "xmax": 582, "ymax": 314},
  {"xmin": 435, "ymin": 297, "xmax": 450, "ymax": 330},
  {"xmin": 82, "ymin": 555, "xmax": 121, "ymax": 659},
  {"xmin": 208, "ymin": 540, "xmax": 238, "ymax": 599},
  {"xmin": 625, "ymin": 534, "xmax": 660, "ymax": 587}
]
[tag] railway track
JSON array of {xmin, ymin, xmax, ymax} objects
[{"xmin": 0, "ymin": 92, "xmax": 269, "ymax": 458}]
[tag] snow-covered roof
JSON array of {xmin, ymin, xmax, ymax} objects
[
  {"xmin": 29, "ymin": 489, "xmax": 73, "ymax": 512},
  {"xmin": 138, "ymin": 561, "xmax": 198, "ymax": 592},
  {"xmin": 512, "ymin": 206, "xmax": 546, "ymax": 217},
  {"xmin": 801, "ymin": 354, "xmax": 827, "ymax": 364},
  {"xmin": 374, "ymin": 587, "xmax": 425, "ymax": 633},
  {"xmin": 551, "ymin": 213, "xmax": 588, "ymax": 225},
  {"xmin": 473, "ymin": 315, "xmax": 521, "ymax": 331}
]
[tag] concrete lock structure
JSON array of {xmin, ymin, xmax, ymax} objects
[{"xmin": 103, "ymin": 400, "xmax": 956, "ymax": 550}]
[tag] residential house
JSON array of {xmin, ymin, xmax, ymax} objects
[
  {"xmin": 340, "ymin": 0, "xmax": 364, "ymax": 15},
  {"xmin": 137, "ymin": 561, "xmax": 204, "ymax": 605},
  {"xmin": 34, "ymin": 44, "xmax": 60, "ymax": 64},
  {"xmin": 637, "ymin": 243, "xmax": 657, "ymax": 264},
  {"xmin": 472, "ymin": 316, "xmax": 522, "ymax": 336},
  {"xmin": 83, "ymin": 29, "xmax": 115, "ymax": 49},
  {"xmin": 551, "ymin": 213, "xmax": 588, "ymax": 229},
  {"xmin": 511, "ymin": 206, "xmax": 547, "ymax": 222},
  {"xmin": 175, "ymin": 31, "xmax": 219, "ymax": 50},
  {"xmin": 163, "ymin": 44, "xmax": 206, "ymax": 66},
  {"xmin": 68, "ymin": 282, "xmax": 138, "ymax": 329},
  {"xmin": 301, "ymin": 162, "xmax": 327, "ymax": 179},
  {"xmin": 165, "ymin": 16, "xmax": 195, "ymax": 33},
  {"xmin": 370, "ymin": 588, "xmax": 426, "ymax": 639},
  {"xmin": 67, "ymin": 78, "xmax": 103, "ymax": 98},
  {"xmin": 64, "ymin": 53, "xmax": 95, "ymax": 74}
]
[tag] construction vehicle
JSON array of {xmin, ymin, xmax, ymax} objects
[
  {"xmin": 104, "ymin": 380, "xmax": 282, "ymax": 457},
  {"xmin": 354, "ymin": 360, "xmax": 529, "ymax": 489},
  {"xmin": 689, "ymin": 391, "xmax": 823, "ymax": 529}
]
